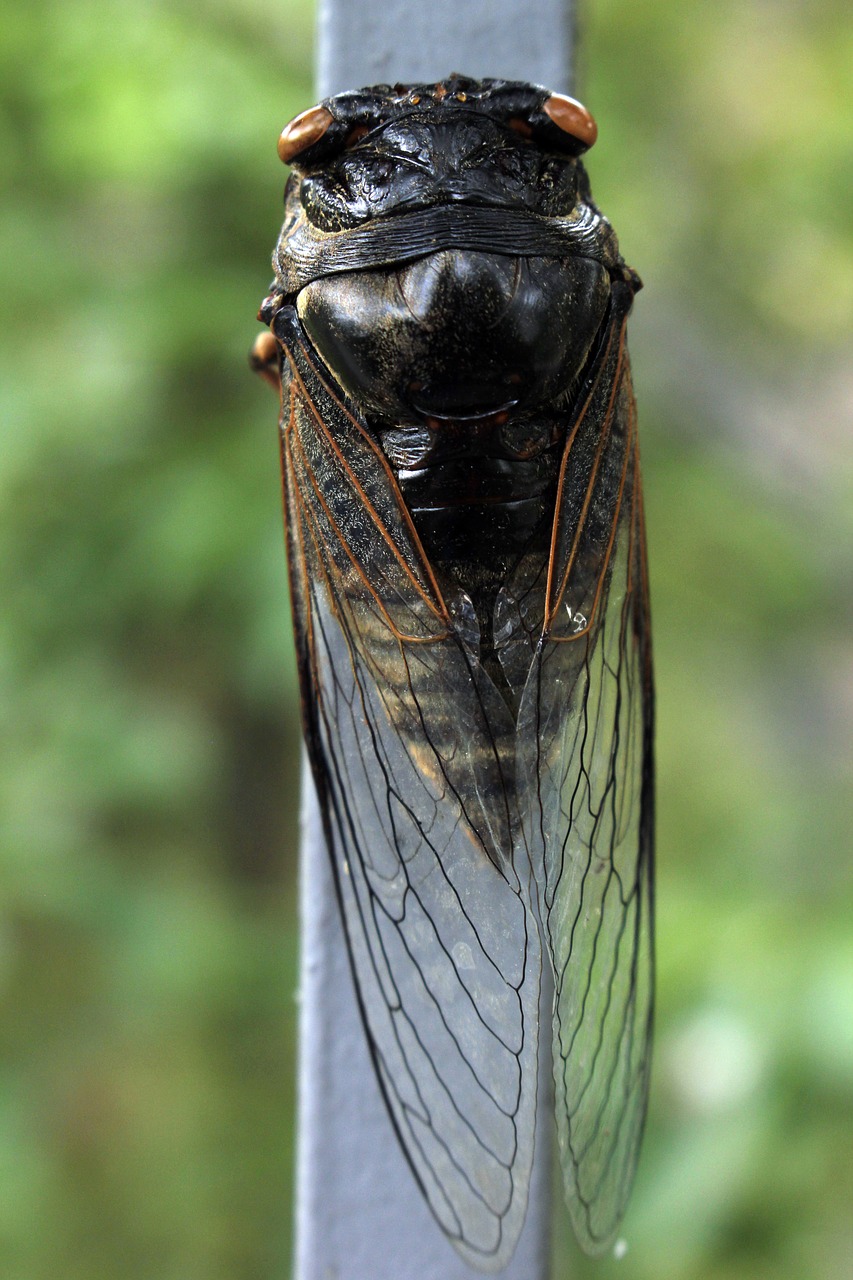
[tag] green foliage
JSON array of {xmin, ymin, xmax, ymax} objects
[
  {"xmin": 1, "ymin": 3, "xmax": 311, "ymax": 1276},
  {"xmin": 1, "ymin": 1, "xmax": 850, "ymax": 1277}
]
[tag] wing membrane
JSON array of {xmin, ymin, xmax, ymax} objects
[
  {"xmin": 517, "ymin": 290, "xmax": 654, "ymax": 1252},
  {"xmin": 275, "ymin": 306, "xmax": 542, "ymax": 1271}
]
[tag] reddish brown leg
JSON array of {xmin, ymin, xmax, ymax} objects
[{"xmin": 250, "ymin": 331, "xmax": 281, "ymax": 391}]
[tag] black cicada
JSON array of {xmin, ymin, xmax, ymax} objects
[{"xmin": 252, "ymin": 74, "xmax": 653, "ymax": 1272}]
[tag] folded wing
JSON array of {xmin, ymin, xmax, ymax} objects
[
  {"xmin": 515, "ymin": 290, "xmax": 654, "ymax": 1252},
  {"xmin": 275, "ymin": 307, "xmax": 542, "ymax": 1271}
]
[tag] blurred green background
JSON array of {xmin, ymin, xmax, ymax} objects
[{"xmin": 1, "ymin": 1, "xmax": 851, "ymax": 1277}]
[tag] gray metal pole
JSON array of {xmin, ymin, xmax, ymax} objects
[
  {"xmin": 317, "ymin": 0, "xmax": 575, "ymax": 95},
  {"xmin": 294, "ymin": 5, "xmax": 576, "ymax": 1277}
]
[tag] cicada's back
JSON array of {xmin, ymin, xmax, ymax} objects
[{"xmin": 253, "ymin": 74, "xmax": 653, "ymax": 1270}]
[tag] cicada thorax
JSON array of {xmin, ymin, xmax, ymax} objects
[{"xmin": 296, "ymin": 246, "xmax": 610, "ymax": 699}]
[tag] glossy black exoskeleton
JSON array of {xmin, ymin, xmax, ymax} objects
[{"xmin": 254, "ymin": 75, "xmax": 653, "ymax": 1272}]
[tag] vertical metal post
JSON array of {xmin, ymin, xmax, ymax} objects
[{"xmin": 294, "ymin": 5, "xmax": 576, "ymax": 1277}]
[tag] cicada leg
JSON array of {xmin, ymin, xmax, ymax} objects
[{"xmin": 250, "ymin": 330, "xmax": 281, "ymax": 391}]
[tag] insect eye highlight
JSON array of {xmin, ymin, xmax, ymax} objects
[
  {"xmin": 543, "ymin": 94, "xmax": 598, "ymax": 149},
  {"xmin": 278, "ymin": 105, "xmax": 335, "ymax": 165}
]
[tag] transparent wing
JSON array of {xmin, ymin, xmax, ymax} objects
[
  {"xmin": 515, "ymin": 298, "xmax": 654, "ymax": 1253},
  {"xmin": 274, "ymin": 306, "xmax": 542, "ymax": 1272}
]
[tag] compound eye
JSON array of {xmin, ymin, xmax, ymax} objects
[
  {"xmin": 278, "ymin": 105, "xmax": 335, "ymax": 164},
  {"xmin": 543, "ymin": 93, "xmax": 598, "ymax": 149}
]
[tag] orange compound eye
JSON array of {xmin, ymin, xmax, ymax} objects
[
  {"xmin": 543, "ymin": 94, "xmax": 598, "ymax": 149},
  {"xmin": 277, "ymin": 105, "xmax": 335, "ymax": 165}
]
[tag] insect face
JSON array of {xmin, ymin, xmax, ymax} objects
[{"xmin": 297, "ymin": 115, "xmax": 585, "ymax": 232}]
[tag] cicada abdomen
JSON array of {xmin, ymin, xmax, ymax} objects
[{"xmin": 253, "ymin": 74, "xmax": 653, "ymax": 1272}]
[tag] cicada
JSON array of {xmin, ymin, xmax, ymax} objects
[{"xmin": 252, "ymin": 74, "xmax": 654, "ymax": 1272}]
